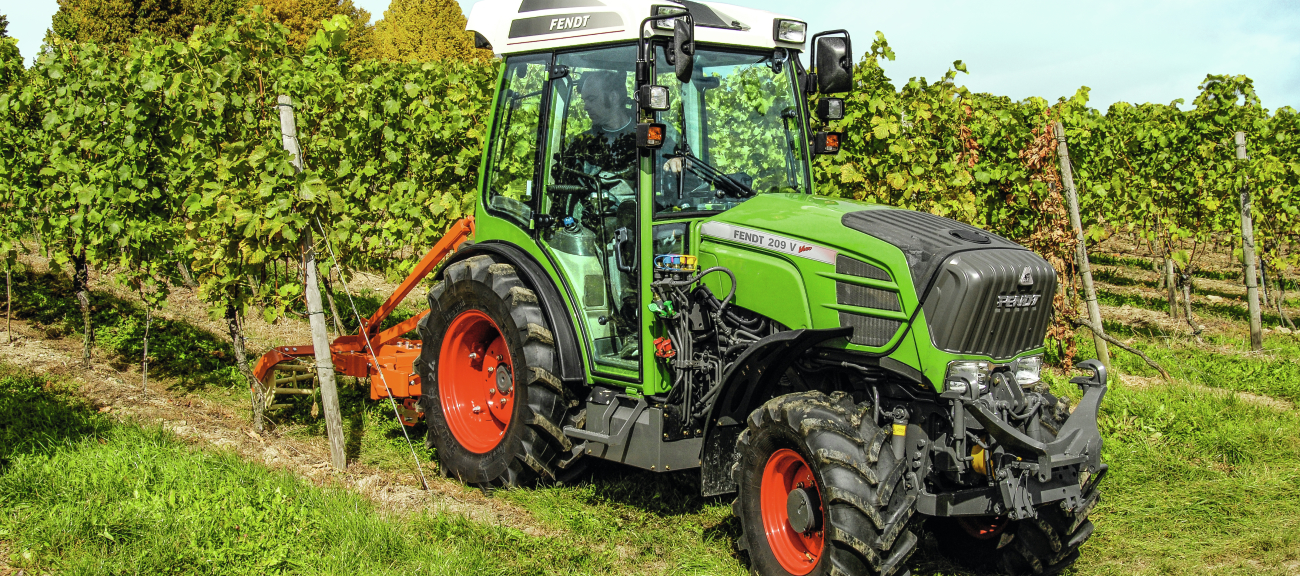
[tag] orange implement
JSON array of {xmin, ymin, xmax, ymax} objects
[{"xmin": 253, "ymin": 218, "xmax": 475, "ymax": 417}]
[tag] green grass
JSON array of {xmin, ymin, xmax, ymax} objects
[
  {"xmin": 1046, "ymin": 372, "xmax": 1300, "ymax": 574},
  {"xmin": 0, "ymin": 365, "xmax": 699, "ymax": 575},
  {"xmin": 7, "ymin": 254, "xmax": 1300, "ymax": 575}
]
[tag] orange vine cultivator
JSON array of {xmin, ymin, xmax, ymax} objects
[{"xmin": 252, "ymin": 218, "xmax": 475, "ymax": 425}]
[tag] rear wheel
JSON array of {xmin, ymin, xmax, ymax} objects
[
  {"xmin": 732, "ymin": 391, "xmax": 919, "ymax": 576},
  {"xmin": 418, "ymin": 255, "xmax": 578, "ymax": 487}
]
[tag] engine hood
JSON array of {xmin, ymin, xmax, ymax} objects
[{"xmin": 702, "ymin": 194, "xmax": 1031, "ymax": 298}]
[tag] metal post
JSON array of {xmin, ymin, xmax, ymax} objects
[
  {"xmin": 279, "ymin": 95, "xmax": 347, "ymax": 470},
  {"xmin": 1235, "ymin": 131, "xmax": 1263, "ymax": 350},
  {"xmin": 1053, "ymin": 122, "xmax": 1110, "ymax": 370}
]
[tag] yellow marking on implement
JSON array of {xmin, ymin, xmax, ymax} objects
[{"xmin": 892, "ymin": 423, "xmax": 907, "ymax": 436}]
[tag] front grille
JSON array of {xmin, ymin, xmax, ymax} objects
[
  {"xmin": 836, "ymin": 255, "xmax": 902, "ymax": 347},
  {"xmin": 922, "ymin": 249, "xmax": 1057, "ymax": 359}
]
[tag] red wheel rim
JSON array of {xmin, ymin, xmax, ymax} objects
[
  {"xmin": 958, "ymin": 516, "xmax": 1010, "ymax": 540},
  {"xmin": 439, "ymin": 309, "xmax": 514, "ymax": 454},
  {"xmin": 761, "ymin": 448, "xmax": 824, "ymax": 575}
]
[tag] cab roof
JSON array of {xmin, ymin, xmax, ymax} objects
[{"xmin": 466, "ymin": 0, "xmax": 807, "ymax": 56}]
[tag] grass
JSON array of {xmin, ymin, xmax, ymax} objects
[
  {"xmin": 0, "ymin": 365, "xmax": 703, "ymax": 575},
  {"xmin": 1046, "ymin": 371, "xmax": 1300, "ymax": 575},
  {"xmin": 6, "ymin": 250, "xmax": 1300, "ymax": 575}
]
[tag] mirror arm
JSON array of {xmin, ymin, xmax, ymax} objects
[
  {"xmin": 636, "ymin": 12, "xmax": 694, "ymax": 89},
  {"xmin": 637, "ymin": 13, "xmax": 692, "ymax": 82}
]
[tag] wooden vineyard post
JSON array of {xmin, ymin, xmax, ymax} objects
[
  {"xmin": 1235, "ymin": 131, "xmax": 1263, "ymax": 351},
  {"xmin": 1054, "ymin": 122, "xmax": 1111, "ymax": 371},
  {"xmin": 279, "ymin": 95, "xmax": 347, "ymax": 470}
]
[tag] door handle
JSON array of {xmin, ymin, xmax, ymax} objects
[{"xmin": 613, "ymin": 227, "xmax": 635, "ymax": 274}]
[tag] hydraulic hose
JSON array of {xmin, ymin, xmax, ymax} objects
[{"xmin": 653, "ymin": 266, "xmax": 737, "ymax": 313}]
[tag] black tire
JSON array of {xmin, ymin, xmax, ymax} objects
[
  {"xmin": 732, "ymin": 391, "xmax": 919, "ymax": 576},
  {"xmin": 417, "ymin": 255, "xmax": 577, "ymax": 488},
  {"xmin": 930, "ymin": 394, "xmax": 1102, "ymax": 575}
]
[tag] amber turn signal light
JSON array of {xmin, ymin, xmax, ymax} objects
[
  {"xmin": 638, "ymin": 122, "xmax": 666, "ymax": 148},
  {"xmin": 814, "ymin": 131, "xmax": 842, "ymax": 154}
]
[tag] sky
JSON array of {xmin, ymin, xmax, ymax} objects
[{"xmin": 6, "ymin": 0, "xmax": 1299, "ymax": 111}]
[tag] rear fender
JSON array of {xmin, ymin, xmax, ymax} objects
[
  {"xmin": 699, "ymin": 326, "xmax": 852, "ymax": 496},
  {"xmin": 442, "ymin": 241, "xmax": 585, "ymax": 384}
]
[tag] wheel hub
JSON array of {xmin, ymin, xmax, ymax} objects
[
  {"xmin": 786, "ymin": 487, "xmax": 821, "ymax": 534},
  {"xmin": 760, "ymin": 448, "xmax": 824, "ymax": 575},
  {"xmin": 439, "ymin": 309, "xmax": 514, "ymax": 454}
]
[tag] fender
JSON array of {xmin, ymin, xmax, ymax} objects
[
  {"xmin": 442, "ymin": 241, "xmax": 585, "ymax": 384},
  {"xmin": 698, "ymin": 326, "xmax": 853, "ymax": 496}
]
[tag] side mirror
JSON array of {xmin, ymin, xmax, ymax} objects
[
  {"xmin": 812, "ymin": 32, "xmax": 853, "ymax": 94},
  {"xmin": 674, "ymin": 18, "xmax": 694, "ymax": 83}
]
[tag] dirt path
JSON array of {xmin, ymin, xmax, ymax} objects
[
  {"xmin": 0, "ymin": 318, "xmax": 554, "ymax": 539},
  {"xmin": 1119, "ymin": 373, "xmax": 1294, "ymax": 411}
]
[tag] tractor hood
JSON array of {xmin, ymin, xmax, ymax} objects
[
  {"xmin": 700, "ymin": 194, "xmax": 1057, "ymax": 359},
  {"xmin": 700, "ymin": 193, "xmax": 1037, "ymax": 299}
]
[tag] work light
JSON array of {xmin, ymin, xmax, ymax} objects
[
  {"xmin": 639, "ymin": 85, "xmax": 671, "ymax": 111},
  {"xmin": 816, "ymin": 98, "xmax": 844, "ymax": 121},
  {"xmin": 773, "ymin": 19, "xmax": 807, "ymax": 43},
  {"xmin": 653, "ymin": 5, "xmax": 687, "ymax": 30}
]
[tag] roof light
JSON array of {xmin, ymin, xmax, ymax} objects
[
  {"xmin": 653, "ymin": 5, "xmax": 687, "ymax": 30},
  {"xmin": 773, "ymin": 19, "xmax": 806, "ymax": 44}
]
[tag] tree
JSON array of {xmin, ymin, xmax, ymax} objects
[
  {"xmin": 1, "ymin": 13, "xmax": 9, "ymax": 38},
  {"xmin": 253, "ymin": 0, "xmax": 374, "ymax": 56},
  {"xmin": 370, "ymin": 0, "xmax": 489, "ymax": 62},
  {"xmin": 49, "ymin": 0, "xmax": 243, "ymax": 45}
]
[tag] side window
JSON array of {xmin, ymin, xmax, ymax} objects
[{"xmin": 485, "ymin": 55, "xmax": 549, "ymax": 226}]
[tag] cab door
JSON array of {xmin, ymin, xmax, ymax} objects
[{"xmin": 535, "ymin": 45, "xmax": 643, "ymax": 382}]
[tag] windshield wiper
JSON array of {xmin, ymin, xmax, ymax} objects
[{"xmin": 669, "ymin": 151, "xmax": 755, "ymax": 198}]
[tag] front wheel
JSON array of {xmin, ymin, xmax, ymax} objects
[{"xmin": 732, "ymin": 391, "xmax": 919, "ymax": 576}]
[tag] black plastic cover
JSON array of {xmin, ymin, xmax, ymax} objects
[
  {"xmin": 841, "ymin": 208, "xmax": 1025, "ymax": 300},
  {"xmin": 922, "ymin": 249, "xmax": 1057, "ymax": 359}
]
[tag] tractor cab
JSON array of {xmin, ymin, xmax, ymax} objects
[{"xmin": 467, "ymin": 0, "xmax": 852, "ymax": 384}]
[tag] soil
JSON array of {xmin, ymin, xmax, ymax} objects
[{"xmin": 1119, "ymin": 373, "xmax": 1293, "ymax": 411}]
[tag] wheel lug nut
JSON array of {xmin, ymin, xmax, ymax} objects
[
  {"xmin": 469, "ymin": 352, "xmax": 478, "ymax": 359},
  {"xmin": 496, "ymin": 355, "xmax": 502, "ymax": 361},
  {"xmin": 472, "ymin": 405, "xmax": 481, "ymax": 414},
  {"xmin": 488, "ymin": 366, "xmax": 495, "ymax": 373}
]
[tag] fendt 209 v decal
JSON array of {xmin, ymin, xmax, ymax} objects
[{"xmin": 700, "ymin": 221, "xmax": 837, "ymax": 265}]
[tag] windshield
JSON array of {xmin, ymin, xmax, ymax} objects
[{"xmin": 653, "ymin": 46, "xmax": 810, "ymax": 218}]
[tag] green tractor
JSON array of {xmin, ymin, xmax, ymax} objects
[{"xmin": 418, "ymin": 1, "xmax": 1109, "ymax": 574}]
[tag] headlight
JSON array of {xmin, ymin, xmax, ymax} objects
[
  {"xmin": 1012, "ymin": 355, "xmax": 1043, "ymax": 386},
  {"xmin": 772, "ymin": 19, "xmax": 807, "ymax": 43},
  {"xmin": 945, "ymin": 360, "xmax": 990, "ymax": 396}
]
